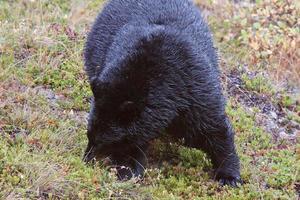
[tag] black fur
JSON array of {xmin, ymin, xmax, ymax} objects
[{"xmin": 83, "ymin": 0, "xmax": 241, "ymax": 186}]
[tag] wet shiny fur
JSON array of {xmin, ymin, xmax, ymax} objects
[{"xmin": 83, "ymin": 0, "xmax": 241, "ymax": 186}]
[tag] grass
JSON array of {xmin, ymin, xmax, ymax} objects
[{"xmin": 0, "ymin": 0, "xmax": 299, "ymax": 199}]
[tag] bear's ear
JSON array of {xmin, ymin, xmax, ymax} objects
[{"xmin": 118, "ymin": 101, "xmax": 140, "ymax": 124}]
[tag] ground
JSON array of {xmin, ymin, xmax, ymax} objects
[{"xmin": 0, "ymin": 0, "xmax": 299, "ymax": 199}]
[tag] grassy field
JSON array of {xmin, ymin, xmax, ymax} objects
[{"xmin": 0, "ymin": 0, "xmax": 299, "ymax": 199}]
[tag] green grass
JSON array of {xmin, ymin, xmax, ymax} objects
[
  {"xmin": 1, "ymin": 0, "xmax": 299, "ymax": 199},
  {"xmin": 241, "ymin": 73, "xmax": 275, "ymax": 95}
]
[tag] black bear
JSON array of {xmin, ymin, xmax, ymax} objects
[{"xmin": 83, "ymin": 0, "xmax": 241, "ymax": 186}]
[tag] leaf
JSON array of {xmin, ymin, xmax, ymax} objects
[
  {"xmin": 250, "ymin": 41, "xmax": 260, "ymax": 50},
  {"xmin": 27, "ymin": 138, "xmax": 43, "ymax": 149},
  {"xmin": 253, "ymin": 22, "xmax": 261, "ymax": 29}
]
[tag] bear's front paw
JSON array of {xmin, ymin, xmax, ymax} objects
[
  {"xmin": 116, "ymin": 166, "xmax": 134, "ymax": 180},
  {"xmin": 218, "ymin": 176, "xmax": 243, "ymax": 187},
  {"xmin": 115, "ymin": 166, "xmax": 144, "ymax": 181}
]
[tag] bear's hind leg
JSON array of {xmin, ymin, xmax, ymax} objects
[{"xmin": 191, "ymin": 116, "xmax": 242, "ymax": 187}]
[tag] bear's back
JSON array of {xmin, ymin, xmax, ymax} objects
[{"xmin": 84, "ymin": 0, "xmax": 217, "ymax": 81}]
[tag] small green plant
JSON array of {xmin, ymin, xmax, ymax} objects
[
  {"xmin": 241, "ymin": 73, "xmax": 274, "ymax": 94},
  {"xmin": 281, "ymin": 94, "xmax": 295, "ymax": 108}
]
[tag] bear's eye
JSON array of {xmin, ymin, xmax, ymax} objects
[{"xmin": 118, "ymin": 101, "xmax": 139, "ymax": 124}]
